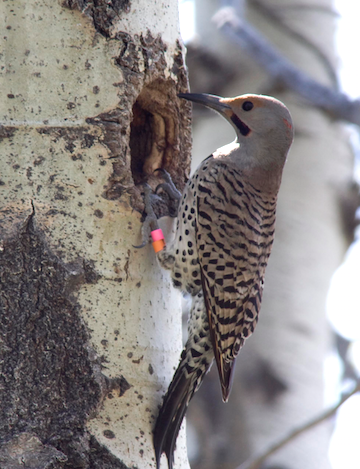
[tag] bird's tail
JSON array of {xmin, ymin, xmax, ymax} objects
[
  {"xmin": 153, "ymin": 349, "xmax": 212, "ymax": 469},
  {"xmin": 153, "ymin": 291, "xmax": 213, "ymax": 469}
]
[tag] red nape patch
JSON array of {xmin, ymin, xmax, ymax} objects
[{"xmin": 283, "ymin": 118, "xmax": 292, "ymax": 130}]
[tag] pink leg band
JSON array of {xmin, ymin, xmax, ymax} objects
[
  {"xmin": 151, "ymin": 229, "xmax": 165, "ymax": 242},
  {"xmin": 151, "ymin": 229, "xmax": 165, "ymax": 253}
]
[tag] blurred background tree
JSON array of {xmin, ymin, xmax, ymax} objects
[{"xmin": 178, "ymin": 1, "xmax": 359, "ymax": 468}]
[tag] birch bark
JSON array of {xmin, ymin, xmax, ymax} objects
[{"xmin": 0, "ymin": 1, "xmax": 191, "ymax": 468}]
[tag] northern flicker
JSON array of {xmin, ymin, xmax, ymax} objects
[{"xmin": 143, "ymin": 93, "xmax": 293, "ymax": 469}]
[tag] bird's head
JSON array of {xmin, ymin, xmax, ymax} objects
[{"xmin": 179, "ymin": 92, "xmax": 294, "ymax": 170}]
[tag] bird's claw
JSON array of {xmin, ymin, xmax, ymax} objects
[
  {"xmin": 154, "ymin": 169, "xmax": 182, "ymax": 202},
  {"xmin": 134, "ymin": 170, "xmax": 182, "ymax": 249},
  {"xmin": 133, "ymin": 184, "xmax": 160, "ymax": 249}
]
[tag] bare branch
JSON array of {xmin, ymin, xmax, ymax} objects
[
  {"xmin": 213, "ymin": 6, "xmax": 360, "ymax": 127},
  {"xmin": 270, "ymin": 3, "xmax": 341, "ymax": 17},
  {"xmin": 251, "ymin": 0, "xmax": 339, "ymax": 89},
  {"xmin": 236, "ymin": 380, "xmax": 360, "ymax": 469}
]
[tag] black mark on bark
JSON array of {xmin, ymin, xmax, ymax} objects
[
  {"xmin": 89, "ymin": 436, "xmax": 130, "ymax": 468},
  {"xmin": 60, "ymin": 0, "xmax": 131, "ymax": 38},
  {"xmin": 0, "ymin": 209, "xmax": 127, "ymax": 466},
  {"xmin": 0, "ymin": 126, "xmax": 17, "ymax": 141}
]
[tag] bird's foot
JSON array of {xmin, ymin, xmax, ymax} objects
[
  {"xmin": 134, "ymin": 170, "xmax": 181, "ymax": 249},
  {"xmin": 133, "ymin": 184, "xmax": 161, "ymax": 249},
  {"xmin": 154, "ymin": 169, "xmax": 182, "ymax": 216}
]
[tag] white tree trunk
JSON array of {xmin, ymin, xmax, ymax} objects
[
  {"xmin": 186, "ymin": 1, "xmax": 352, "ymax": 468},
  {"xmin": 0, "ymin": 1, "xmax": 191, "ymax": 468}
]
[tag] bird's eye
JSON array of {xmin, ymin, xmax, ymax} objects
[{"xmin": 242, "ymin": 101, "xmax": 254, "ymax": 111}]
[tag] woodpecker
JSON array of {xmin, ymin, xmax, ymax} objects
[{"xmin": 145, "ymin": 93, "xmax": 293, "ymax": 469}]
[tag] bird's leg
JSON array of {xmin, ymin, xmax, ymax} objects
[
  {"xmin": 155, "ymin": 168, "xmax": 182, "ymax": 200},
  {"xmin": 135, "ymin": 169, "xmax": 182, "ymax": 250},
  {"xmin": 135, "ymin": 170, "xmax": 184, "ymax": 267},
  {"xmin": 154, "ymin": 168, "xmax": 182, "ymax": 216},
  {"xmin": 133, "ymin": 183, "xmax": 162, "ymax": 249}
]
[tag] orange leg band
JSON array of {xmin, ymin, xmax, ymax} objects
[
  {"xmin": 151, "ymin": 229, "xmax": 165, "ymax": 253},
  {"xmin": 152, "ymin": 239, "xmax": 166, "ymax": 253}
]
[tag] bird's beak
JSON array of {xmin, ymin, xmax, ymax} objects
[{"xmin": 178, "ymin": 93, "xmax": 231, "ymax": 116}]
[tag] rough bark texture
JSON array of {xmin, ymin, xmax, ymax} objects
[
  {"xmin": 0, "ymin": 1, "xmax": 191, "ymax": 468},
  {"xmin": 1, "ymin": 209, "xmax": 99, "ymax": 464}
]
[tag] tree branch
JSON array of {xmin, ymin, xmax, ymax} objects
[
  {"xmin": 268, "ymin": 3, "xmax": 341, "ymax": 17},
  {"xmin": 213, "ymin": 6, "xmax": 360, "ymax": 126},
  {"xmin": 251, "ymin": 0, "xmax": 339, "ymax": 89},
  {"xmin": 236, "ymin": 380, "xmax": 360, "ymax": 469}
]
